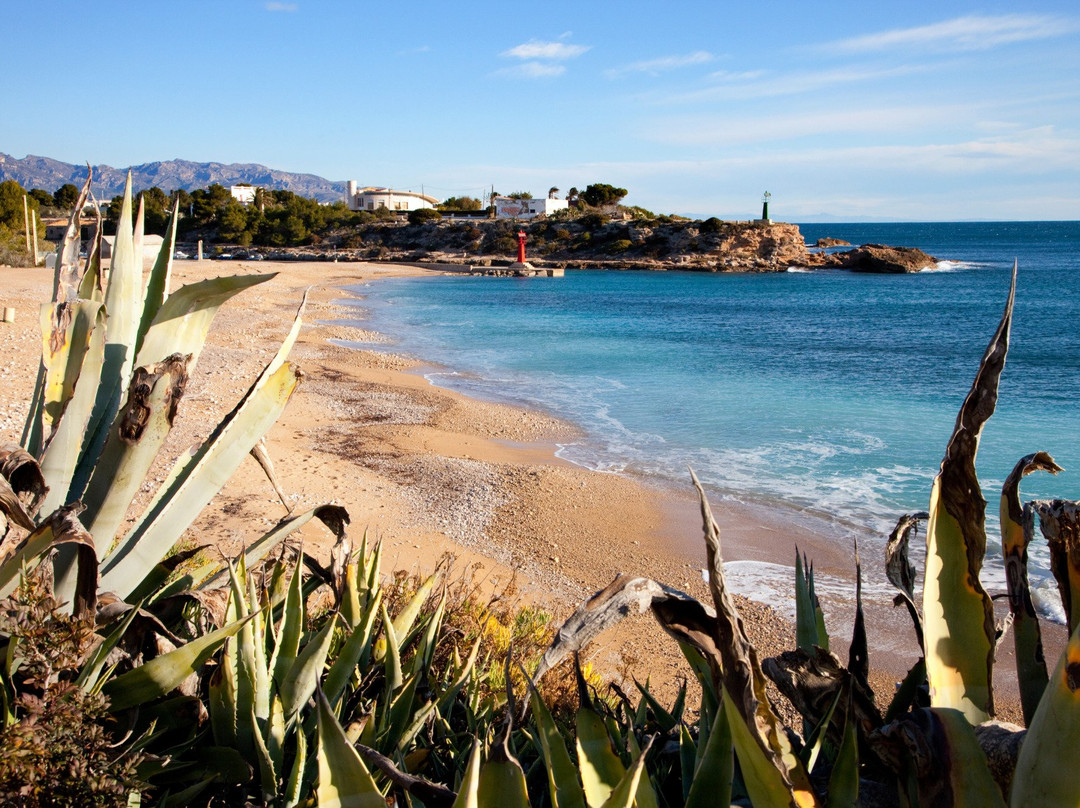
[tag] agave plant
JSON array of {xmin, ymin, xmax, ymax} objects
[{"xmin": 0, "ymin": 171, "xmax": 348, "ymax": 801}]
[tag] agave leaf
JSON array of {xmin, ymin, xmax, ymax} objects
[
  {"xmin": 597, "ymin": 735, "xmax": 652, "ymax": 808},
  {"xmin": 393, "ymin": 574, "xmax": 436, "ymax": 644},
  {"xmin": 104, "ymin": 612, "xmax": 255, "ymax": 712},
  {"xmin": 0, "ymin": 505, "xmax": 96, "ymax": 614},
  {"xmin": 884, "ymin": 657, "xmax": 928, "ymax": 724},
  {"xmin": 35, "ymin": 301, "xmax": 106, "ymax": 512},
  {"xmin": 528, "ymin": 679, "xmax": 588, "ymax": 808},
  {"xmin": 36, "ymin": 299, "xmax": 103, "ymax": 444},
  {"xmin": 99, "ymin": 360, "xmax": 301, "ymax": 598},
  {"xmin": 380, "ymin": 601, "xmax": 403, "ymax": 695},
  {"xmin": 633, "ymin": 679, "xmax": 679, "ymax": 733},
  {"xmin": 135, "ymin": 198, "xmax": 178, "ymax": 358},
  {"xmin": 253, "ymin": 704, "xmax": 279, "ymax": 799},
  {"xmin": 315, "ymin": 688, "xmax": 385, "ymax": 808},
  {"xmin": 1001, "ymin": 453, "xmax": 1061, "ymax": 723},
  {"xmin": 825, "ymin": 699, "xmax": 859, "ymax": 808},
  {"xmin": 80, "ymin": 354, "xmax": 192, "ymax": 554},
  {"xmin": 721, "ymin": 684, "xmax": 806, "ymax": 808},
  {"xmin": 692, "ymin": 470, "xmax": 819, "ymax": 804},
  {"xmin": 72, "ymin": 174, "xmax": 145, "ymax": 502},
  {"xmin": 923, "ymin": 266, "xmax": 1015, "ymax": 724},
  {"xmin": 870, "ymin": 708, "xmax": 1006, "ymax": 807},
  {"xmin": 795, "ymin": 551, "xmax": 827, "ymax": 652},
  {"xmin": 325, "ymin": 589, "xmax": 383, "ymax": 708},
  {"xmin": 411, "ymin": 589, "xmax": 447, "ymax": 680},
  {"xmin": 281, "ymin": 614, "xmax": 338, "ymax": 724},
  {"xmin": 0, "ymin": 470, "xmax": 36, "ymax": 533},
  {"xmin": 133, "ymin": 272, "xmax": 279, "ymax": 369},
  {"xmin": 53, "ymin": 172, "xmax": 94, "ymax": 302},
  {"xmin": 477, "ymin": 752, "xmax": 530, "ymax": 808},
  {"xmin": 885, "ymin": 512, "xmax": 928, "ymax": 649},
  {"xmin": 450, "ymin": 737, "xmax": 482, "ymax": 808},
  {"xmin": 78, "ymin": 198, "xmax": 104, "ymax": 304},
  {"xmin": 209, "ymin": 660, "xmax": 238, "ymax": 748},
  {"xmin": 684, "ymin": 693, "xmax": 734, "ymax": 808},
  {"xmin": 284, "ymin": 721, "xmax": 307, "ymax": 808},
  {"xmin": 848, "ymin": 541, "xmax": 869, "ymax": 690},
  {"xmin": 438, "ymin": 632, "xmax": 483, "ymax": 716},
  {"xmin": 381, "ymin": 672, "xmax": 421, "ymax": 748},
  {"xmin": 576, "ymin": 674, "xmax": 626, "ymax": 807},
  {"xmin": 268, "ymin": 556, "xmax": 305, "ymax": 690},
  {"xmin": 1010, "ymin": 623, "xmax": 1080, "ymax": 807},
  {"xmin": 1031, "ymin": 499, "xmax": 1080, "ymax": 635},
  {"xmin": 98, "ymin": 292, "xmax": 306, "ymax": 596},
  {"xmin": 75, "ymin": 598, "xmax": 143, "ymax": 692},
  {"xmin": 199, "ymin": 504, "xmax": 349, "ymax": 591},
  {"xmin": 0, "ymin": 444, "xmax": 48, "ymax": 524}
]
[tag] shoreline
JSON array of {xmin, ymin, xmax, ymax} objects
[{"xmin": 0, "ymin": 258, "xmax": 1054, "ymax": 721}]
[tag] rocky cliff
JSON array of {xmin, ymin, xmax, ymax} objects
[{"xmin": 249, "ymin": 216, "xmax": 815, "ymax": 273}]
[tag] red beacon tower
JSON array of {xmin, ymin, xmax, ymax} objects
[{"xmin": 517, "ymin": 230, "xmax": 527, "ymax": 263}]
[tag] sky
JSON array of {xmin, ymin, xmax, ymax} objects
[{"xmin": 2, "ymin": 1, "xmax": 1079, "ymax": 221}]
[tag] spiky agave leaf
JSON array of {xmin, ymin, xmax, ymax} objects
[
  {"xmin": 692, "ymin": 470, "xmax": 820, "ymax": 806},
  {"xmin": 1030, "ymin": 499, "xmax": 1080, "ymax": 635},
  {"xmin": 315, "ymin": 688, "xmax": 385, "ymax": 808},
  {"xmin": 1010, "ymin": 623, "xmax": 1080, "ymax": 806},
  {"xmin": 870, "ymin": 708, "xmax": 1006, "ymax": 807},
  {"xmin": 103, "ymin": 612, "xmax": 257, "ymax": 712},
  {"xmin": 923, "ymin": 265, "xmax": 1016, "ymax": 724},
  {"xmin": 1001, "ymin": 453, "xmax": 1062, "ymax": 723},
  {"xmin": 97, "ymin": 296, "xmax": 305, "ymax": 599}
]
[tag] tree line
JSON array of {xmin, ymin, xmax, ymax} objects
[{"xmin": 0, "ymin": 178, "xmax": 634, "ymax": 255}]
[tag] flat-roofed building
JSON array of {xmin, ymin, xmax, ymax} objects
[{"xmin": 344, "ymin": 182, "xmax": 437, "ymax": 212}]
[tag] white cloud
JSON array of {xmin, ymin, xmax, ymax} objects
[
  {"xmin": 606, "ymin": 50, "xmax": 716, "ymax": 78},
  {"xmin": 830, "ymin": 14, "xmax": 1080, "ymax": 54},
  {"xmin": 265, "ymin": 2, "xmax": 297, "ymax": 12},
  {"xmin": 495, "ymin": 62, "xmax": 567, "ymax": 79},
  {"xmin": 502, "ymin": 40, "xmax": 590, "ymax": 61}
]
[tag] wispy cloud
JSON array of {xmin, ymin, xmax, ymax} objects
[
  {"xmin": 495, "ymin": 62, "xmax": 567, "ymax": 79},
  {"xmin": 606, "ymin": 50, "xmax": 716, "ymax": 78},
  {"xmin": 265, "ymin": 2, "xmax": 297, "ymax": 12},
  {"xmin": 498, "ymin": 36, "xmax": 589, "ymax": 79},
  {"xmin": 502, "ymin": 40, "xmax": 590, "ymax": 61},
  {"xmin": 830, "ymin": 14, "xmax": 1080, "ymax": 53}
]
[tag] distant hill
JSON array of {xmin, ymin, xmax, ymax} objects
[{"xmin": 0, "ymin": 153, "xmax": 347, "ymax": 203}]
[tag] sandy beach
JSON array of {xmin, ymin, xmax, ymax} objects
[{"xmin": 1, "ymin": 258, "xmax": 1056, "ymax": 720}]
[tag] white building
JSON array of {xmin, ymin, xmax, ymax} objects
[
  {"xmin": 344, "ymin": 182, "xmax": 438, "ymax": 212},
  {"xmin": 230, "ymin": 184, "xmax": 257, "ymax": 205},
  {"xmin": 493, "ymin": 196, "xmax": 569, "ymax": 220}
]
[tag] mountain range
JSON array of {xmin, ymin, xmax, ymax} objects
[{"xmin": 0, "ymin": 153, "xmax": 347, "ymax": 203}]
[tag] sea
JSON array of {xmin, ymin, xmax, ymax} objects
[{"xmin": 337, "ymin": 221, "xmax": 1079, "ymax": 623}]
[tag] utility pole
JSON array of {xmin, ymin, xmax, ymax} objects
[{"xmin": 22, "ymin": 195, "xmax": 31, "ymax": 253}]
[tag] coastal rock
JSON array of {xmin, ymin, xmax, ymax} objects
[
  {"xmin": 815, "ymin": 237, "xmax": 851, "ymax": 247},
  {"xmin": 841, "ymin": 244, "xmax": 937, "ymax": 273}
]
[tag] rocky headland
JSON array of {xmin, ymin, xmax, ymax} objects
[{"xmin": 179, "ymin": 216, "xmax": 938, "ymax": 274}]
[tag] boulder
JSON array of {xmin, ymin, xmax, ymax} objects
[
  {"xmin": 815, "ymin": 237, "xmax": 850, "ymax": 247},
  {"xmin": 841, "ymin": 243, "xmax": 937, "ymax": 273}
]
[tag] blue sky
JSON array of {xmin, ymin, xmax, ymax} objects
[{"xmin": 3, "ymin": 1, "xmax": 1078, "ymax": 220}]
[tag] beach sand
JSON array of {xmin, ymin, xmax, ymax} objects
[{"xmin": 1, "ymin": 258, "xmax": 1058, "ymax": 722}]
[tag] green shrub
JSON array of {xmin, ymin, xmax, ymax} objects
[
  {"xmin": 408, "ymin": 207, "xmax": 442, "ymax": 225},
  {"xmin": 700, "ymin": 216, "xmax": 724, "ymax": 234}
]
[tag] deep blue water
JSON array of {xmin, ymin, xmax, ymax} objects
[{"xmin": 340, "ymin": 221, "xmax": 1079, "ymax": 619}]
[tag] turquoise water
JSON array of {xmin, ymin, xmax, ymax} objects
[{"xmin": 341, "ymin": 221, "xmax": 1080, "ymax": 619}]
